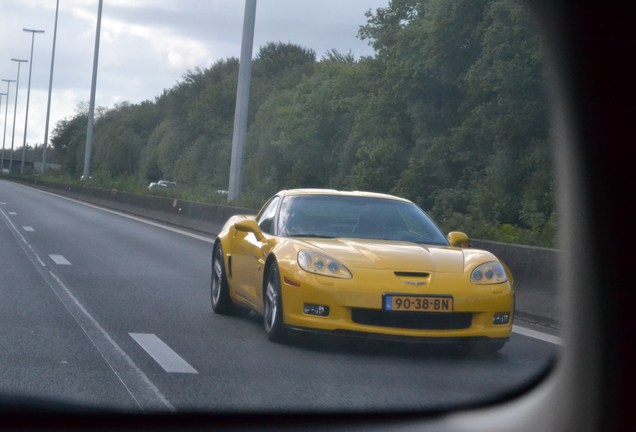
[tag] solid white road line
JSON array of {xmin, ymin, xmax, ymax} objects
[
  {"xmin": 49, "ymin": 254, "xmax": 71, "ymax": 265},
  {"xmin": 23, "ymin": 226, "xmax": 35, "ymax": 232},
  {"xmin": 513, "ymin": 324, "xmax": 563, "ymax": 346},
  {"xmin": 129, "ymin": 333, "xmax": 198, "ymax": 374}
]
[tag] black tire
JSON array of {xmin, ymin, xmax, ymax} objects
[
  {"xmin": 211, "ymin": 244, "xmax": 234, "ymax": 314},
  {"xmin": 263, "ymin": 263, "xmax": 287, "ymax": 342}
]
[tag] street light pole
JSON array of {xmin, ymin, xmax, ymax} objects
[
  {"xmin": 9, "ymin": 59, "xmax": 27, "ymax": 174},
  {"xmin": 228, "ymin": 0, "xmax": 257, "ymax": 201},
  {"xmin": 21, "ymin": 28, "xmax": 45, "ymax": 175},
  {"xmin": 42, "ymin": 0, "xmax": 60, "ymax": 173},
  {"xmin": 1, "ymin": 79, "xmax": 15, "ymax": 173},
  {"xmin": 83, "ymin": 0, "xmax": 103, "ymax": 181}
]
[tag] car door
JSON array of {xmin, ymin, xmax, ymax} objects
[{"xmin": 230, "ymin": 196, "xmax": 280, "ymax": 308}]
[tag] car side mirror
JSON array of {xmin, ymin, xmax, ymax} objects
[
  {"xmin": 447, "ymin": 231, "xmax": 469, "ymax": 247},
  {"xmin": 234, "ymin": 219, "xmax": 265, "ymax": 242}
]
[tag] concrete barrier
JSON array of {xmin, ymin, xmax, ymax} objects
[
  {"xmin": 14, "ymin": 178, "xmax": 561, "ymax": 327},
  {"xmin": 22, "ymin": 179, "xmax": 256, "ymax": 235}
]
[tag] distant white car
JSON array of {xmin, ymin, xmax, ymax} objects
[{"xmin": 148, "ymin": 180, "xmax": 177, "ymax": 190}]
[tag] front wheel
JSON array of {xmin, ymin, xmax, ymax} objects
[
  {"xmin": 263, "ymin": 263, "xmax": 287, "ymax": 342},
  {"xmin": 211, "ymin": 244, "xmax": 234, "ymax": 314}
]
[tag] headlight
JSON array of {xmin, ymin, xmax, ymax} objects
[
  {"xmin": 471, "ymin": 261, "xmax": 508, "ymax": 284},
  {"xmin": 297, "ymin": 250, "xmax": 352, "ymax": 279}
]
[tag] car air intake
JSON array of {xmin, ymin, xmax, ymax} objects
[
  {"xmin": 394, "ymin": 272, "xmax": 430, "ymax": 278},
  {"xmin": 351, "ymin": 308, "xmax": 472, "ymax": 330}
]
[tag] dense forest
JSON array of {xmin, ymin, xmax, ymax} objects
[{"xmin": 46, "ymin": 0, "xmax": 555, "ymax": 247}]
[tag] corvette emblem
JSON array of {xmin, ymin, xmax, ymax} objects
[{"xmin": 404, "ymin": 281, "xmax": 426, "ymax": 286}]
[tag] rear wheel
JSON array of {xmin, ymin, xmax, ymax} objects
[
  {"xmin": 263, "ymin": 263, "xmax": 287, "ymax": 342},
  {"xmin": 211, "ymin": 244, "xmax": 234, "ymax": 314}
]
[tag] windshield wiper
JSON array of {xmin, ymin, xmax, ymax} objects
[{"xmin": 288, "ymin": 234, "xmax": 334, "ymax": 239}]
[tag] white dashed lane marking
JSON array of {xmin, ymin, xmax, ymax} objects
[
  {"xmin": 49, "ymin": 254, "xmax": 71, "ymax": 265},
  {"xmin": 513, "ymin": 325, "xmax": 562, "ymax": 346},
  {"xmin": 23, "ymin": 226, "xmax": 35, "ymax": 232},
  {"xmin": 129, "ymin": 333, "xmax": 198, "ymax": 374},
  {"xmin": 8, "ymin": 211, "xmax": 17, "ymax": 215}
]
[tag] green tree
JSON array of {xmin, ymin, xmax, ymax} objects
[
  {"xmin": 92, "ymin": 101, "xmax": 160, "ymax": 177},
  {"xmin": 245, "ymin": 51, "xmax": 362, "ymax": 194},
  {"xmin": 460, "ymin": 1, "xmax": 551, "ymax": 232},
  {"xmin": 49, "ymin": 108, "xmax": 88, "ymax": 177},
  {"xmin": 42, "ymin": 1, "xmax": 554, "ymax": 246}
]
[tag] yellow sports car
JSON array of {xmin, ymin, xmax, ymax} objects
[{"xmin": 211, "ymin": 189, "xmax": 514, "ymax": 351}]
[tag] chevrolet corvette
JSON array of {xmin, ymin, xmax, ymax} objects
[{"xmin": 211, "ymin": 189, "xmax": 514, "ymax": 351}]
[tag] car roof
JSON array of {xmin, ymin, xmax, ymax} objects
[{"xmin": 277, "ymin": 188, "xmax": 413, "ymax": 204}]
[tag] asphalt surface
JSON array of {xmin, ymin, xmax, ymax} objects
[{"xmin": 0, "ymin": 179, "xmax": 558, "ymax": 414}]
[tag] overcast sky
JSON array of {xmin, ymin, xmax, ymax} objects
[{"xmin": 0, "ymin": 0, "xmax": 387, "ymax": 151}]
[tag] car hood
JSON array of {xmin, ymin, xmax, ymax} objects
[{"xmin": 302, "ymin": 238, "xmax": 467, "ymax": 273}]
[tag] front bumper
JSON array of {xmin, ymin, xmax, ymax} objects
[{"xmin": 279, "ymin": 266, "xmax": 514, "ymax": 341}]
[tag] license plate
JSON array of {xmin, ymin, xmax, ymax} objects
[{"xmin": 384, "ymin": 295, "xmax": 453, "ymax": 312}]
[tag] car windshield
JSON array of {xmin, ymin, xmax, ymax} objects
[{"xmin": 278, "ymin": 195, "xmax": 448, "ymax": 245}]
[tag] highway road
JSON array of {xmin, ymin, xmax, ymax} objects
[{"xmin": 0, "ymin": 180, "xmax": 559, "ymax": 414}]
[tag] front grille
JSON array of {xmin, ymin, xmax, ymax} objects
[{"xmin": 351, "ymin": 308, "xmax": 472, "ymax": 330}]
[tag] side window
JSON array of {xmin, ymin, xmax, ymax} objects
[{"xmin": 257, "ymin": 196, "xmax": 281, "ymax": 234}]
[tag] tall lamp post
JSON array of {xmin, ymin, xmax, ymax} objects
[
  {"xmin": 1, "ymin": 79, "xmax": 15, "ymax": 173},
  {"xmin": 9, "ymin": 59, "xmax": 27, "ymax": 174},
  {"xmin": 21, "ymin": 28, "xmax": 45, "ymax": 175},
  {"xmin": 228, "ymin": 0, "xmax": 257, "ymax": 201},
  {"xmin": 83, "ymin": 0, "xmax": 103, "ymax": 181},
  {"xmin": 42, "ymin": 0, "xmax": 60, "ymax": 173}
]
